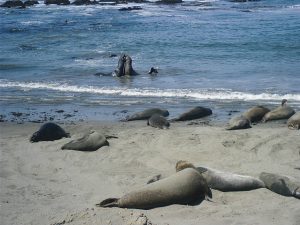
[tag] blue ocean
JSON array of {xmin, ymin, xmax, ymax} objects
[{"xmin": 1, "ymin": 0, "xmax": 300, "ymax": 122}]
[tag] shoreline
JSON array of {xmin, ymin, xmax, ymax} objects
[{"xmin": 1, "ymin": 120, "xmax": 299, "ymax": 225}]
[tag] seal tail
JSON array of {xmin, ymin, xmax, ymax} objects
[{"xmin": 96, "ymin": 198, "xmax": 119, "ymax": 208}]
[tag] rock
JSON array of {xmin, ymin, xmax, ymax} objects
[
  {"xmin": 155, "ymin": 0, "xmax": 182, "ymax": 4},
  {"xmin": 24, "ymin": 0, "xmax": 39, "ymax": 6},
  {"xmin": 0, "ymin": 0, "xmax": 25, "ymax": 8},
  {"xmin": 71, "ymin": 0, "xmax": 97, "ymax": 5},
  {"xmin": 118, "ymin": 6, "xmax": 143, "ymax": 11},
  {"xmin": 44, "ymin": 0, "xmax": 70, "ymax": 5}
]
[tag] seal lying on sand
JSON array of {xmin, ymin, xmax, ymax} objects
[
  {"xmin": 259, "ymin": 172, "xmax": 300, "ymax": 199},
  {"xmin": 30, "ymin": 122, "xmax": 70, "ymax": 142},
  {"xmin": 124, "ymin": 108, "xmax": 169, "ymax": 121},
  {"xmin": 61, "ymin": 130, "xmax": 109, "ymax": 151},
  {"xmin": 242, "ymin": 106, "xmax": 270, "ymax": 123},
  {"xmin": 147, "ymin": 114, "xmax": 170, "ymax": 129},
  {"xmin": 113, "ymin": 54, "xmax": 138, "ymax": 77},
  {"xmin": 172, "ymin": 106, "xmax": 212, "ymax": 121},
  {"xmin": 175, "ymin": 161, "xmax": 265, "ymax": 192},
  {"xmin": 226, "ymin": 115, "xmax": 251, "ymax": 130},
  {"xmin": 262, "ymin": 99, "xmax": 295, "ymax": 122},
  {"xmin": 97, "ymin": 168, "xmax": 212, "ymax": 209},
  {"xmin": 287, "ymin": 112, "xmax": 300, "ymax": 130}
]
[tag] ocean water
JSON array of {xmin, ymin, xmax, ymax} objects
[{"xmin": 1, "ymin": 0, "xmax": 300, "ymax": 122}]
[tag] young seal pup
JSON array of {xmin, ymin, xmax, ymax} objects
[{"xmin": 147, "ymin": 114, "xmax": 170, "ymax": 129}]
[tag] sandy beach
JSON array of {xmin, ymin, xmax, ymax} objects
[{"xmin": 0, "ymin": 120, "xmax": 299, "ymax": 225}]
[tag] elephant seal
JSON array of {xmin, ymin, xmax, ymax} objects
[
  {"xmin": 172, "ymin": 106, "xmax": 212, "ymax": 121},
  {"xmin": 61, "ymin": 130, "xmax": 109, "ymax": 151},
  {"xmin": 148, "ymin": 67, "xmax": 158, "ymax": 74},
  {"xmin": 287, "ymin": 112, "xmax": 300, "ymax": 130},
  {"xmin": 97, "ymin": 168, "xmax": 212, "ymax": 209},
  {"xmin": 175, "ymin": 161, "xmax": 264, "ymax": 192},
  {"xmin": 113, "ymin": 54, "xmax": 137, "ymax": 77},
  {"xmin": 147, "ymin": 114, "xmax": 170, "ymax": 129},
  {"xmin": 30, "ymin": 122, "xmax": 70, "ymax": 142},
  {"xmin": 242, "ymin": 106, "xmax": 270, "ymax": 123},
  {"xmin": 226, "ymin": 115, "xmax": 251, "ymax": 130},
  {"xmin": 196, "ymin": 166, "xmax": 265, "ymax": 192},
  {"xmin": 175, "ymin": 160, "xmax": 196, "ymax": 172},
  {"xmin": 124, "ymin": 108, "xmax": 169, "ymax": 121},
  {"xmin": 262, "ymin": 99, "xmax": 295, "ymax": 122},
  {"xmin": 259, "ymin": 172, "xmax": 300, "ymax": 199}
]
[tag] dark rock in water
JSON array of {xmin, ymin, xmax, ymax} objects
[
  {"xmin": 55, "ymin": 110, "xmax": 64, "ymax": 113},
  {"xmin": 24, "ymin": 0, "xmax": 39, "ymax": 6},
  {"xmin": 30, "ymin": 122, "xmax": 70, "ymax": 142},
  {"xmin": 72, "ymin": 0, "xmax": 97, "ymax": 5},
  {"xmin": 109, "ymin": 53, "xmax": 117, "ymax": 58},
  {"xmin": 155, "ymin": 0, "xmax": 182, "ymax": 4},
  {"xmin": 0, "ymin": 0, "xmax": 25, "ymax": 8},
  {"xmin": 230, "ymin": 0, "xmax": 260, "ymax": 2},
  {"xmin": 118, "ymin": 6, "xmax": 142, "ymax": 11},
  {"xmin": 148, "ymin": 67, "xmax": 158, "ymax": 74},
  {"xmin": 44, "ymin": 0, "xmax": 70, "ymax": 5}
]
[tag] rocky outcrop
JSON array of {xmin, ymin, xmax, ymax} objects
[
  {"xmin": 44, "ymin": 0, "xmax": 70, "ymax": 5},
  {"xmin": 0, "ymin": 0, "xmax": 25, "ymax": 8},
  {"xmin": 71, "ymin": 0, "xmax": 97, "ymax": 5},
  {"xmin": 24, "ymin": 0, "xmax": 39, "ymax": 6}
]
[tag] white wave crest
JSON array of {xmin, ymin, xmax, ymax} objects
[{"xmin": 1, "ymin": 80, "xmax": 300, "ymax": 102}]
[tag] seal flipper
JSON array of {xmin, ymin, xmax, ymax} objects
[
  {"xmin": 96, "ymin": 198, "xmax": 119, "ymax": 208},
  {"xmin": 293, "ymin": 187, "xmax": 300, "ymax": 199}
]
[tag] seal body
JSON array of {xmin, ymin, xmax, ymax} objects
[
  {"xmin": 113, "ymin": 54, "xmax": 137, "ymax": 77},
  {"xmin": 61, "ymin": 130, "xmax": 109, "ymax": 151},
  {"xmin": 97, "ymin": 168, "xmax": 211, "ymax": 209},
  {"xmin": 30, "ymin": 122, "xmax": 70, "ymax": 142},
  {"xmin": 259, "ymin": 172, "xmax": 300, "ymax": 199},
  {"xmin": 287, "ymin": 112, "xmax": 300, "ymax": 130},
  {"xmin": 173, "ymin": 106, "xmax": 212, "ymax": 121},
  {"xmin": 125, "ymin": 108, "xmax": 169, "ymax": 121},
  {"xmin": 196, "ymin": 166, "xmax": 265, "ymax": 192},
  {"xmin": 226, "ymin": 115, "xmax": 251, "ymax": 130},
  {"xmin": 242, "ymin": 106, "xmax": 270, "ymax": 123},
  {"xmin": 147, "ymin": 114, "xmax": 170, "ymax": 129},
  {"xmin": 263, "ymin": 100, "xmax": 295, "ymax": 122}
]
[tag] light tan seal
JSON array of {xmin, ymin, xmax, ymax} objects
[
  {"xmin": 259, "ymin": 172, "xmax": 300, "ymax": 199},
  {"xmin": 97, "ymin": 168, "xmax": 212, "ymax": 209},
  {"xmin": 262, "ymin": 99, "xmax": 295, "ymax": 122},
  {"xmin": 226, "ymin": 115, "xmax": 251, "ymax": 130},
  {"xmin": 61, "ymin": 130, "xmax": 109, "ymax": 151},
  {"xmin": 242, "ymin": 106, "xmax": 270, "ymax": 123},
  {"xmin": 175, "ymin": 161, "xmax": 265, "ymax": 192},
  {"xmin": 147, "ymin": 114, "xmax": 170, "ymax": 129},
  {"xmin": 287, "ymin": 112, "xmax": 300, "ymax": 130}
]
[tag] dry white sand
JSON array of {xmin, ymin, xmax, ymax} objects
[{"xmin": 0, "ymin": 121, "xmax": 299, "ymax": 225}]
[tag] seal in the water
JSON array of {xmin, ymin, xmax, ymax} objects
[
  {"xmin": 30, "ymin": 122, "xmax": 70, "ymax": 142},
  {"xmin": 124, "ymin": 108, "xmax": 169, "ymax": 121},
  {"xmin": 147, "ymin": 114, "xmax": 170, "ymax": 129},
  {"xmin": 61, "ymin": 130, "xmax": 109, "ymax": 151},
  {"xmin": 113, "ymin": 54, "xmax": 137, "ymax": 77},
  {"xmin": 172, "ymin": 106, "xmax": 212, "ymax": 121},
  {"xmin": 259, "ymin": 172, "xmax": 300, "ymax": 199},
  {"xmin": 196, "ymin": 166, "xmax": 265, "ymax": 192},
  {"xmin": 287, "ymin": 112, "xmax": 300, "ymax": 130},
  {"xmin": 96, "ymin": 168, "xmax": 212, "ymax": 209},
  {"xmin": 262, "ymin": 99, "xmax": 295, "ymax": 122},
  {"xmin": 242, "ymin": 106, "xmax": 270, "ymax": 123},
  {"xmin": 148, "ymin": 67, "xmax": 158, "ymax": 74},
  {"xmin": 226, "ymin": 115, "xmax": 251, "ymax": 130}
]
